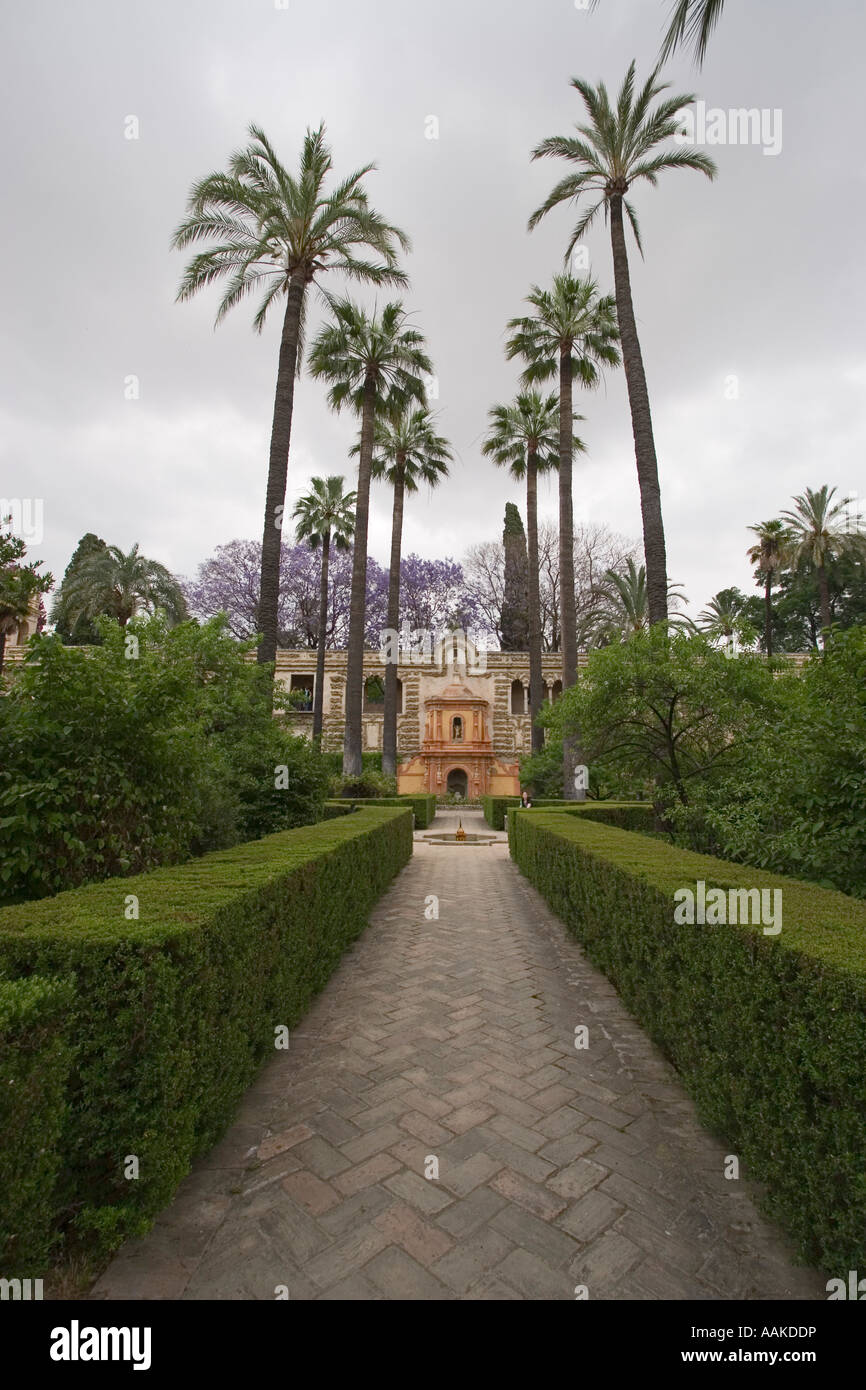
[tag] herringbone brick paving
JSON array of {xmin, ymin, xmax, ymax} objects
[{"xmin": 91, "ymin": 811, "xmax": 823, "ymax": 1301}]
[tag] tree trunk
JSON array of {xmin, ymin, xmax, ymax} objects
[
  {"xmin": 609, "ymin": 195, "xmax": 669, "ymax": 627},
  {"xmin": 313, "ymin": 533, "xmax": 331, "ymax": 746},
  {"xmin": 343, "ymin": 375, "xmax": 377, "ymax": 780},
  {"xmin": 818, "ymin": 563, "xmax": 832, "ymax": 637},
  {"xmin": 0, "ymin": 629, "xmax": 6, "ymax": 676},
  {"xmin": 257, "ymin": 273, "xmax": 307, "ymax": 669},
  {"xmin": 764, "ymin": 571, "xmax": 773, "ymax": 659},
  {"xmin": 382, "ymin": 465, "xmax": 405, "ymax": 779},
  {"xmin": 526, "ymin": 451, "xmax": 544, "ymax": 755},
  {"xmin": 558, "ymin": 347, "xmax": 585, "ymax": 801}
]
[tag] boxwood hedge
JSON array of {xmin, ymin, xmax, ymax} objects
[
  {"xmin": 0, "ymin": 974, "xmax": 75, "ymax": 1275},
  {"xmin": 508, "ymin": 809, "xmax": 866, "ymax": 1271},
  {"xmin": 0, "ymin": 806, "xmax": 412, "ymax": 1269},
  {"xmin": 483, "ymin": 796, "xmax": 648, "ymax": 832},
  {"xmin": 327, "ymin": 795, "xmax": 437, "ymax": 829}
]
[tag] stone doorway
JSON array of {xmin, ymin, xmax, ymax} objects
[{"xmin": 446, "ymin": 768, "xmax": 469, "ymax": 799}]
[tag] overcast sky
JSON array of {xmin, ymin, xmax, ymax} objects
[{"xmin": 2, "ymin": 0, "xmax": 864, "ymax": 623}]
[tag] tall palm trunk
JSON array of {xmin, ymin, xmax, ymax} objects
[
  {"xmin": 382, "ymin": 463, "xmax": 405, "ymax": 779},
  {"xmin": 343, "ymin": 374, "xmax": 377, "ymax": 779},
  {"xmin": 526, "ymin": 450, "xmax": 544, "ymax": 755},
  {"xmin": 763, "ymin": 571, "xmax": 773, "ymax": 659},
  {"xmin": 258, "ymin": 271, "xmax": 306, "ymax": 668},
  {"xmin": 609, "ymin": 194, "xmax": 669, "ymax": 627},
  {"xmin": 558, "ymin": 347, "xmax": 584, "ymax": 801},
  {"xmin": 313, "ymin": 531, "xmax": 331, "ymax": 746},
  {"xmin": 817, "ymin": 563, "xmax": 832, "ymax": 635}
]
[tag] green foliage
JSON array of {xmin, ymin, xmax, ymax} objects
[
  {"xmin": 0, "ymin": 974, "xmax": 75, "ymax": 1274},
  {"xmin": 0, "ymin": 615, "xmax": 329, "ymax": 903},
  {"xmin": 482, "ymin": 796, "xmax": 647, "ymax": 832},
  {"xmin": 683, "ymin": 627, "xmax": 866, "ymax": 897},
  {"xmin": 0, "ymin": 522, "xmax": 53, "ymax": 663},
  {"xmin": 327, "ymin": 795, "xmax": 436, "ymax": 829},
  {"xmin": 509, "ymin": 811, "xmax": 866, "ymax": 1271},
  {"xmin": 55, "ymin": 541, "xmax": 187, "ymax": 629},
  {"xmin": 0, "ymin": 807, "xmax": 412, "ymax": 1269},
  {"xmin": 50, "ymin": 533, "xmax": 109, "ymax": 645},
  {"xmin": 519, "ymin": 735, "xmax": 647, "ymax": 801},
  {"xmin": 548, "ymin": 628, "xmax": 777, "ymax": 809}
]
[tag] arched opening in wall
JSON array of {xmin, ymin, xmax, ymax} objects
[
  {"xmin": 451, "ymin": 716, "xmax": 464, "ymax": 742},
  {"xmin": 551, "ymin": 680, "xmax": 563, "ymax": 704},
  {"xmin": 363, "ymin": 676, "xmax": 385, "ymax": 711},
  {"xmin": 511, "ymin": 680, "xmax": 526, "ymax": 715},
  {"xmin": 447, "ymin": 768, "xmax": 468, "ymax": 799}
]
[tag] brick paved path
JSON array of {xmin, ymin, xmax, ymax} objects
[{"xmin": 92, "ymin": 810, "xmax": 822, "ymax": 1301}]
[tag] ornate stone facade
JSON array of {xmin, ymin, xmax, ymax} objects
[{"xmin": 275, "ymin": 649, "xmax": 578, "ymax": 796}]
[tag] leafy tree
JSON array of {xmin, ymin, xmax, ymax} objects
[
  {"xmin": 181, "ymin": 539, "xmax": 389, "ymax": 649},
  {"xmin": 50, "ymin": 533, "xmax": 108, "ymax": 645},
  {"xmin": 293, "ymin": 476, "xmax": 356, "ymax": 745},
  {"xmin": 0, "ymin": 616, "xmax": 329, "ymax": 903},
  {"xmin": 746, "ymin": 519, "xmax": 791, "ymax": 658},
  {"xmin": 482, "ymin": 391, "xmax": 576, "ymax": 751},
  {"xmin": 780, "ymin": 485, "xmax": 865, "ymax": 636},
  {"xmin": 367, "ymin": 406, "xmax": 451, "ymax": 776},
  {"xmin": 0, "ymin": 522, "xmax": 53, "ymax": 675},
  {"xmin": 173, "ymin": 124, "xmax": 409, "ymax": 668},
  {"xmin": 308, "ymin": 298, "xmax": 430, "ymax": 778},
  {"xmin": 686, "ymin": 628, "xmax": 866, "ymax": 897},
  {"xmin": 547, "ymin": 628, "xmax": 775, "ymax": 814},
  {"xmin": 398, "ymin": 556, "xmax": 477, "ymax": 639},
  {"xmin": 506, "ymin": 275, "xmax": 620, "ymax": 798},
  {"xmin": 530, "ymin": 64, "xmax": 716, "ymax": 625},
  {"xmin": 58, "ymin": 542, "xmax": 187, "ymax": 630}
]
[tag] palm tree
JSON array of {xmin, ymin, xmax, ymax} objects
[
  {"xmin": 506, "ymin": 276, "xmax": 619, "ymax": 797},
  {"xmin": 592, "ymin": 557, "xmax": 690, "ymax": 642},
  {"xmin": 59, "ymin": 543, "xmax": 187, "ymax": 629},
  {"xmin": 506, "ymin": 277, "xmax": 619, "ymax": 688},
  {"xmin": 482, "ymin": 391, "xmax": 584, "ymax": 754},
  {"xmin": 698, "ymin": 587, "xmax": 751, "ymax": 653},
  {"xmin": 590, "ymin": 0, "xmax": 726, "ymax": 65},
  {"xmin": 780, "ymin": 485, "xmax": 864, "ymax": 637},
  {"xmin": 529, "ymin": 64, "xmax": 717, "ymax": 626},
  {"xmin": 658, "ymin": 0, "xmax": 726, "ymax": 62},
  {"xmin": 172, "ymin": 124, "xmax": 409, "ymax": 669},
  {"xmin": 364, "ymin": 407, "xmax": 452, "ymax": 777},
  {"xmin": 747, "ymin": 519, "xmax": 790, "ymax": 658},
  {"xmin": 308, "ymin": 299, "xmax": 431, "ymax": 779},
  {"xmin": 292, "ymin": 476, "xmax": 356, "ymax": 746}
]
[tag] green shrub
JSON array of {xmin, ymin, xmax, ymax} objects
[
  {"xmin": 0, "ymin": 616, "xmax": 329, "ymax": 903},
  {"xmin": 482, "ymin": 797, "xmax": 647, "ymax": 832},
  {"xmin": 0, "ymin": 807, "xmax": 412, "ymax": 1269},
  {"xmin": 327, "ymin": 795, "xmax": 436, "ymax": 829},
  {"xmin": 678, "ymin": 628, "xmax": 866, "ymax": 897},
  {"xmin": 0, "ymin": 974, "xmax": 75, "ymax": 1274},
  {"xmin": 509, "ymin": 810, "xmax": 866, "ymax": 1271}
]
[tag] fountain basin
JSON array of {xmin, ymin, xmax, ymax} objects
[{"xmin": 421, "ymin": 833, "xmax": 499, "ymax": 845}]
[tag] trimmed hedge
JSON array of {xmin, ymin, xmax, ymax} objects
[
  {"xmin": 327, "ymin": 795, "xmax": 437, "ymax": 829},
  {"xmin": 321, "ymin": 802, "xmax": 357, "ymax": 820},
  {"xmin": 508, "ymin": 810, "xmax": 866, "ymax": 1271},
  {"xmin": 0, "ymin": 975, "xmax": 75, "ymax": 1274},
  {"xmin": 483, "ymin": 796, "xmax": 648, "ymax": 832},
  {"xmin": 0, "ymin": 806, "xmax": 412, "ymax": 1268}
]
